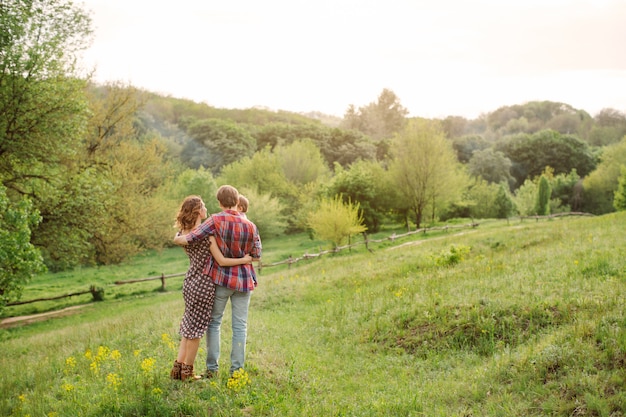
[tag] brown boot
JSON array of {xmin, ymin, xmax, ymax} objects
[
  {"xmin": 170, "ymin": 360, "xmax": 182, "ymax": 380},
  {"xmin": 181, "ymin": 363, "xmax": 201, "ymax": 381}
]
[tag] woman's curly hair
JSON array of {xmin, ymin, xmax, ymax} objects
[{"xmin": 175, "ymin": 195, "xmax": 204, "ymax": 231}]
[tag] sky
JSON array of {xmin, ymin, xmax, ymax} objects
[{"xmin": 79, "ymin": 0, "xmax": 626, "ymax": 119}]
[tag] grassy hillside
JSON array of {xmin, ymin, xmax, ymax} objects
[{"xmin": 1, "ymin": 213, "xmax": 625, "ymax": 416}]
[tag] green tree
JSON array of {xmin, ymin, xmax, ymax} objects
[
  {"xmin": 307, "ymin": 195, "xmax": 366, "ymax": 248},
  {"xmin": 389, "ymin": 119, "xmax": 466, "ymax": 228},
  {"xmin": 187, "ymin": 118, "xmax": 256, "ymax": 174},
  {"xmin": 535, "ymin": 175, "xmax": 552, "ymax": 216},
  {"xmin": 467, "ymin": 148, "xmax": 515, "ymax": 187},
  {"xmin": 342, "ymin": 89, "xmax": 408, "ymax": 140},
  {"xmin": 496, "ymin": 130, "xmax": 596, "ymax": 188},
  {"xmin": 582, "ymin": 137, "xmax": 626, "ymax": 214},
  {"xmin": 514, "ymin": 179, "xmax": 538, "ymax": 216},
  {"xmin": 0, "ymin": 186, "xmax": 46, "ymax": 312},
  {"xmin": 494, "ymin": 183, "xmax": 516, "ymax": 219},
  {"xmin": 237, "ymin": 188, "xmax": 287, "ymax": 238},
  {"xmin": 274, "ymin": 140, "xmax": 330, "ymax": 185},
  {"xmin": 0, "ymin": 0, "xmax": 91, "ymax": 193},
  {"xmin": 612, "ymin": 166, "xmax": 626, "ymax": 211},
  {"xmin": 324, "ymin": 160, "xmax": 391, "ymax": 233}
]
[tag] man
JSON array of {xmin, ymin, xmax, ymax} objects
[{"xmin": 174, "ymin": 185, "xmax": 261, "ymax": 377}]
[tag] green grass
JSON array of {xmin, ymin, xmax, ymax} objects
[{"xmin": 1, "ymin": 213, "xmax": 625, "ymax": 416}]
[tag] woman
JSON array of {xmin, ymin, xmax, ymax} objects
[{"xmin": 170, "ymin": 195, "xmax": 252, "ymax": 381}]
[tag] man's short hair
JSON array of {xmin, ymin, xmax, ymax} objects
[{"xmin": 216, "ymin": 185, "xmax": 239, "ymax": 208}]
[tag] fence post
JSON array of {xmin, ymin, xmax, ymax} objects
[{"xmin": 161, "ymin": 273, "xmax": 166, "ymax": 291}]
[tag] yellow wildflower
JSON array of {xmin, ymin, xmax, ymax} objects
[
  {"xmin": 110, "ymin": 350, "xmax": 121, "ymax": 360},
  {"xmin": 61, "ymin": 383, "xmax": 74, "ymax": 392},
  {"xmin": 141, "ymin": 357, "xmax": 156, "ymax": 375},
  {"xmin": 227, "ymin": 369, "xmax": 251, "ymax": 392},
  {"xmin": 90, "ymin": 361, "xmax": 99, "ymax": 375},
  {"xmin": 106, "ymin": 372, "xmax": 122, "ymax": 389}
]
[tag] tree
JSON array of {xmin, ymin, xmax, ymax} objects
[
  {"xmin": 451, "ymin": 135, "xmax": 490, "ymax": 163},
  {"xmin": 614, "ymin": 166, "xmax": 626, "ymax": 211},
  {"xmin": 535, "ymin": 175, "xmax": 551, "ymax": 216},
  {"xmin": 237, "ymin": 188, "xmax": 288, "ymax": 238},
  {"xmin": 582, "ymin": 137, "xmax": 626, "ymax": 214},
  {"xmin": 0, "ymin": 0, "xmax": 92, "ymax": 193},
  {"xmin": 0, "ymin": 186, "xmax": 46, "ymax": 312},
  {"xmin": 324, "ymin": 160, "xmax": 391, "ymax": 233},
  {"xmin": 187, "ymin": 119, "xmax": 256, "ymax": 174},
  {"xmin": 467, "ymin": 148, "xmax": 515, "ymax": 187},
  {"xmin": 389, "ymin": 119, "xmax": 467, "ymax": 228},
  {"xmin": 496, "ymin": 129, "xmax": 596, "ymax": 188},
  {"xmin": 494, "ymin": 183, "xmax": 516, "ymax": 219},
  {"xmin": 307, "ymin": 195, "xmax": 366, "ymax": 248},
  {"xmin": 341, "ymin": 89, "xmax": 408, "ymax": 140},
  {"xmin": 274, "ymin": 140, "xmax": 330, "ymax": 186}
]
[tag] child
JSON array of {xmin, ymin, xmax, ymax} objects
[{"xmin": 237, "ymin": 195, "xmax": 249, "ymax": 219}]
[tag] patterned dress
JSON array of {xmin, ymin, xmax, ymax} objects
[{"xmin": 178, "ymin": 237, "xmax": 216, "ymax": 339}]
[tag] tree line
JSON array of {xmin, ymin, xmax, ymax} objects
[{"xmin": 2, "ymin": 0, "xmax": 626, "ymax": 312}]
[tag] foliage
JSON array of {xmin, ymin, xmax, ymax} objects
[
  {"xmin": 342, "ymin": 88, "xmax": 408, "ymax": 140},
  {"xmin": 323, "ymin": 160, "xmax": 393, "ymax": 233},
  {"xmin": 186, "ymin": 118, "xmax": 256, "ymax": 175},
  {"xmin": 0, "ymin": 186, "xmax": 46, "ymax": 312},
  {"xmin": 390, "ymin": 119, "xmax": 468, "ymax": 228},
  {"xmin": 218, "ymin": 147, "xmax": 296, "ymax": 204},
  {"xmin": 274, "ymin": 140, "xmax": 330, "ymax": 185},
  {"xmin": 583, "ymin": 137, "xmax": 626, "ymax": 214},
  {"xmin": 514, "ymin": 178, "xmax": 539, "ymax": 216},
  {"xmin": 535, "ymin": 175, "xmax": 552, "ymax": 216},
  {"xmin": 494, "ymin": 183, "xmax": 516, "ymax": 219},
  {"xmin": 467, "ymin": 148, "xmax": 515, "ymax": 187},
  {"xmin": 496, "ymin": 129, "xmax": 596, "ymax": 189},
  {"xmin": 451, "ymin": 134, "xmax": 491, "ymax": 163},
  {"xmin": 237, "ymin": 187, "xmax": 288, "ymax": 238},
  {"xmin": 0, "ymin": 0, "xmax": 91, "ymax": 191},
  {"xmin": 307, "ymin": 195, "xmax": 366, "ymax": 248},
  {"xmin": 253, "ymin": 122, "xmax": 377, "ymax": 168},
  {"xmin": 613, "ymin": 166, "xmax": 626, "ymax": 211},
  {"xmin": 165, "ymin": 167, "xmax": 219, "ymax": 214},
  {"xmin": 430, "ymin": 244, "xmax": 471, "ymax": 267}
]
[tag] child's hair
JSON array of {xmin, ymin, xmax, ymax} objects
[
  {"xmin": 175, "ymin": 195, "xmax": 203, "ymax": 231},
  {"xmin": 237, "ymin": 195, "xmax": 249, "ymax": 213},
  {"xmin": 216, "ymin": 185, "xmax": 239, "ymax": 208}
]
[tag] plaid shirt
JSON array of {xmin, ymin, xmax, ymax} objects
[{"xmin": 185, "ymin": 210, "xmax": 261, "ymax": 292}]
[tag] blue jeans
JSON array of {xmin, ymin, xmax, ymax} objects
[{"xmin": 205, "ymin": 285, "xmax": 251, "ymax": 374}]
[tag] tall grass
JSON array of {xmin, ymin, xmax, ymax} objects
[{"xmin": 1, "ymin": 213, "xmax": 625, "ymax": 416}]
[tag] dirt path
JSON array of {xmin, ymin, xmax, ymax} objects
[{"xmin": 0, "ymin": 305, "xmax": 87, "ymax": 329}]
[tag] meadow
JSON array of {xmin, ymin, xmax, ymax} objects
[{"xmin": 1, "ymin": 213, "xmax": 625, "ymax": 416}]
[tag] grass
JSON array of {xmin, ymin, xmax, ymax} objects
[{"xmin": 1, "ymin": 213, "xmax": 625, "ymax": 416}]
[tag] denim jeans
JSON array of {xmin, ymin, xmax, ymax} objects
[{"xmin": 205, "ymin": 284, "xmax": 251, "ymax": 374}]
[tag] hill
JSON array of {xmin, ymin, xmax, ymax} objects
[{"xmin": 1, "ymin": 212, "xmax": 625, "ymax": 416}]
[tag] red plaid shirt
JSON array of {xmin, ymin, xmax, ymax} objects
[{"xmin": 185, "ymin": 210, "xmax": 261, "ymax": 292}]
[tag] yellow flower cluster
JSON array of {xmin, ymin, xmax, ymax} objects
[
  {"xmin": 106, "ymin": 372, "xmax": 122, "ymax": 390},
  {"xmin": 227, "ymin": 369, "xmax": 251, "ymax": 392},
  {"xmin": 141, "ymin": 357, "xmax": 156, "ymax": 376}
]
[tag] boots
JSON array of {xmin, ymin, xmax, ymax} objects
[
  {"xmin": 181, "ymin": 363, "xmax": 202, "ymax": 381},
  {"xmin": 170, "ymin": 360, "xmax": 182, "ymax": 380}
]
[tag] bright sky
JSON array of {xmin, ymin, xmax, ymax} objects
[{"xmin": 79, "ymin": 0, "xmax": 626, "ymax": 119}]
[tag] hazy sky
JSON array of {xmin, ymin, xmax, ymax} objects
[{"xmin": 79, "ymin": 0, "xmax": 626, "ymax": 119}]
